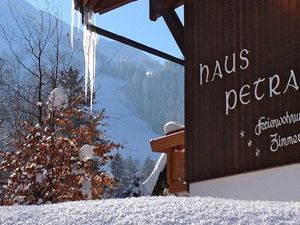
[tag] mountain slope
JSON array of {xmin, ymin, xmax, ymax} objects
[{"xmin": 95, "ymin": 74, "xmax": 159, "ymax": 162}]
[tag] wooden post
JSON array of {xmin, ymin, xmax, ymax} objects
[{"xmin": 150, "ymin": 129, "xmax": 187, "ymax": 194}]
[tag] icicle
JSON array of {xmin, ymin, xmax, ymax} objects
[
  {"xmin": 70, "ymin": 0, "xmax": 75, "ymax": 49},
  {"xmin": 83, "ymin": 22, "xmax": 89, "ymax": 101},
  {"xmin": 77, "ymin": 11, "xmax": 81, "ymax": 32},
  {"xmin": 82, "ymin": 7, "xmax": 98, "ymax": 112}
]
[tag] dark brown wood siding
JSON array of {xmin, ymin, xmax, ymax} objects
[
  {"xmin": 185, "ymin": 0, "xmax": 300, "ymax": 183},
  {"xmin": 75, "ymin": 0, "xmax": 135, "ymax": 14}
]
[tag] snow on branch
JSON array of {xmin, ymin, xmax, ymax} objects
[{"xmin": 46, "ymin": 87, "xmax": 69, "ymax": 111}]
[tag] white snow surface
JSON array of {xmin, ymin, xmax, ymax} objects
[
  {"xmin": 164, "ymin": 121, "xmax": 184, "ymax": 134},
  {"xmin": 1, "ymin": 196, "xmax": 300, "ymax": 225},
  {"xmin": 47, "ymin": 87, "xmax": 69, "ymax": 111},
  {"xmin": 79, "ymin": 145, "xmax": 94, "ymax": 161},
  {"xmin": 94, "ymin": 75, "xmax": 158, "ymax": 162},
  {"xmin": 143, "ymin": 154, "xmax": 167, "ymax": 195},
  {"xmin": 79, "ymin": 176, "xmax": 92, "ymax": 199}
]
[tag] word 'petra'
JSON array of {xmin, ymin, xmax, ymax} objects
[
  {"xmin": 199, "ymin": 49, "xmax": 250, "ymax": 85},
  {"xmin": 225, "ymin": 70, "xmax": 299, "ymax": 115}
]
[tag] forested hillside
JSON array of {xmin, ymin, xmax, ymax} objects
[{"xmin": 99, "ymin": 58, "xmax": 184, "ymax": 134}]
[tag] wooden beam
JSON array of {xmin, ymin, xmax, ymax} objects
[
  {"xmin": 88, "ymin": 25, "xmax": 185, "ymax": 66},
  {"xmin": 94, "ymin": 0, "xmax": 136, "ymax": 14},
  {"xmin": 150, "ymin": 0, "xmax": 184, "ymax": 21},
  {"xmin": 162, "ymin": 9, "xmax": 184, "ymax": 55},
  {"xmin": 74, "ymin": 0, "xmax": 136, "ymax": 14},
  {"xmin": 150, "ymin": 130, "xmax": 185, "ymax": 153}
]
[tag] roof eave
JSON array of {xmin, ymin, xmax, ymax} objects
[{"xmin": 74, "ymin": 0, "xmax": 136, "ymax": 14}]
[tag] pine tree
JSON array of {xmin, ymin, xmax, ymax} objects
[
  {"xmin": 59, "ymin": 67, "xmax": 96, "ymax": 106},
  {"xmin": 141, "ymin": 155, "xmax": 155, "ymax": 181},
  {"xmin": 122, "ymin": 156, "xmax": 138, "ymax": 189},
  {"xmin": 109, "ymin": 152, "xmax": 126, "ymax": 197},
  {"xmin": 121, "ymin": 172, "xmax": 148, "ymax": 198},
  {"xmin": 59, "ymin": 67, "xmax": 84, "ymax": 102},
  {"xmin": 0, "ymin": 92, "xmax": 120, "ymax": 205}
]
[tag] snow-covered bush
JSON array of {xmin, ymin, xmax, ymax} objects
[{"xmin": 0, "ymin": 92, "xmax": 120, "ymax": 205}]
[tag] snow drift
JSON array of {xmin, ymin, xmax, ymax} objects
[{"xmin": 0, "ymin": 196, "xmax": 300, "ymax": 225}]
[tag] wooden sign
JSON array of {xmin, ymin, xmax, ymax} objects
[{"xmin": 185, "ymin": 0, "xmax": 300, "ymax": 183}]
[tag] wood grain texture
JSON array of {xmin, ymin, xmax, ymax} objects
[
  {"xmin": 150, "ymin": 130, "xmax": 185, "ymax": 152},
  {"xmin": 74, "ymin": 0, "xmax": 136, "ymax": 14},
  {"xmin": 150, "ymin": 130, "xmax": 187, "ymax": 194},
  {"xmin": 150, "ymin": 0, "xmax": 184, "ymax": 21},
  {"xmin": 185, "ymin": 0, "xmax": 300, "ymax": 183}
]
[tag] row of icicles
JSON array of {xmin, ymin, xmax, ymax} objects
[{"xmin": 71, "ymin": 1, "xmax": 98, "ymax": 111}]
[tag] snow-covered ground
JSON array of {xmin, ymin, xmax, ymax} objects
[
  {"xmin": 94, "ymin": 74, "xmax": 159, "ymax": 162},
  {"xmin": 1, "ymin": 196, "xmax": 300, "ymax": 225}
]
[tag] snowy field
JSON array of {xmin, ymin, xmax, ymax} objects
[
  {"xmin": 94, "ymin": 74, "xmax": 159, "ymax": 162},
  {"xmin": 0, "ymin": 196, "xmax": 300, "ymax": 225}
]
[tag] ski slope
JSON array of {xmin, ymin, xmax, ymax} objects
[{"xmin": 94, "ymin": 74, "xmax": 159, "ymax": 162}]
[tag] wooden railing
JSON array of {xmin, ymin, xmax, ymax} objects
[{"xmin": 150, "ymin": 129, "xmax": 187, "ymax": 194}]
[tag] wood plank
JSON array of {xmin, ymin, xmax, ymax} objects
[
  {"xmin": 185, "ymin": 0, "xmax": 300, "ymax": 183},
  {"xmin": 74, "ymin": 0, "xmax": 136, "ymax": 14},
  {"xmin": 88, "ymin": 25, "xmax": 184, "ymax": 66},
  {"xmin": 94, "ymin": 0, "xmax": 136, "ymax": 14},
  {"xmin": 150, "ymin": 0, "xmax": 184, "ymax": 21},
  {"xmin": 167, "ymin": 150, "xmax": 187, "ymax": 193},
  {"xmin": 150, "ymin": 130, "xmax": 185, "ymax": 152},
  {"xmin": 162, "ymin": 9, "xmax": 184, "ymax": 55}
]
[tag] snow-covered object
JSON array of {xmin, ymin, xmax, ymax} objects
[
  {"xmin": 47, "ymin": 87, "xmax": 69, "ymax": 111},
  {"xmin": 143, "ymin": 153, "xmax": 167, "ymax": 195},
  {"xmin": 79, "ymin": 176, "xmax": 92, "ymax": 199},
  {"xmin": 83, "ymin": 7, "xmax": 98, "ymax": 111},
  {"xmin": 163, "ymin": 121, "xmax": 184, "ymax": 134},
  {"xmin": 13, "ymin": 196, "xmax": 25, "ymax": 204},
  {"xmin": 36, "ymin": 170, "xmax": 47, "ymax": 184},
  {"xmin": 1, "ymin": 196, "xmax": 300, "ymax": 224},
  {"xmin": 79, "ymin": 145, "xmax": 94, "ymax": 161},
  {"xmin": 36, "ymin": 173, "xmax": 43, "ymax": 184},
  {"xmin": 36, "ymin": 102, "xmax": 43, "ymax": 107}
]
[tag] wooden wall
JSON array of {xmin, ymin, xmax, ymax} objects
[{"xmin": 185, "ymin": 0, "xmax": 300, "ymax": 183}]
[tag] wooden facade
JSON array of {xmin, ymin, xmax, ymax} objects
[
  {"xmin": 150, "ymin": 0, "xmax": 183, "ymax": 20},
  {"xmin": 150, "ymin": 129, "xmax": 187, "ymax": 194},
  {"xmin": 185, "ymin": 0, "xmax": 300, "ymax": 183}
]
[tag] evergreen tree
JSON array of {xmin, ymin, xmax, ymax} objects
[
  {"xmin": 109, "ymin": 152, "xmax": 126, "ymax": 197},
  {"xmin": 121, "ymin": 172, "xmax": 148, "ymax": 198},
  {"xmin": 59, "ymin": 67, "xmax": 84, "ymax": 102},
  {"xmin": 123, "ymin": 156, "xmax": 138, "ymax": 189},
  {"xmin": 141, "ymin": 155, "xmax": 155, "ymax": 181}
]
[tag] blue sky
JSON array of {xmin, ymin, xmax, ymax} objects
[{"xmin": 25, "ymin": 0, "xmax": 183, "ymax": 59}]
